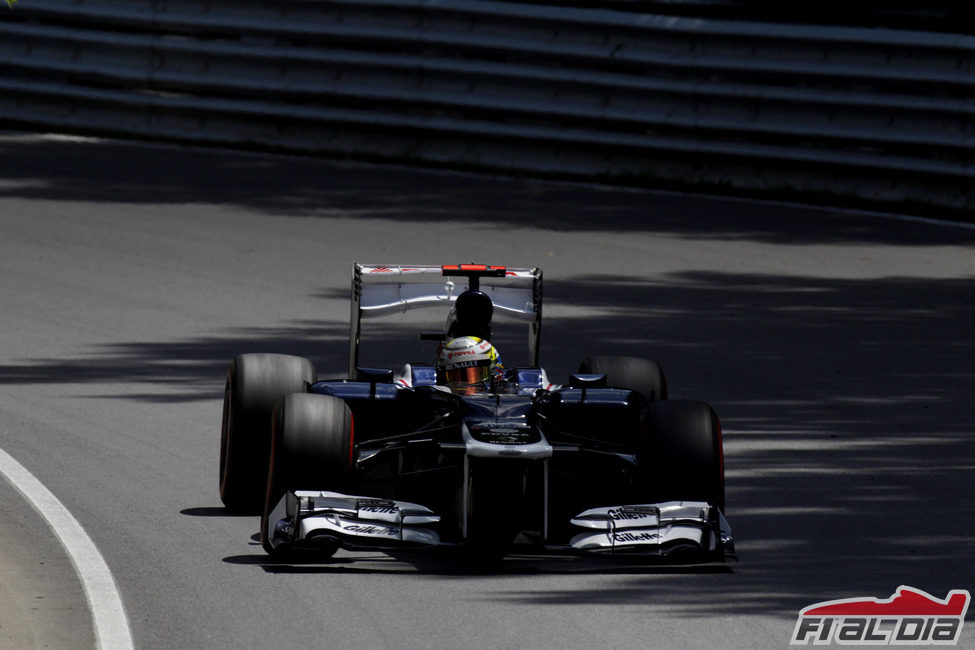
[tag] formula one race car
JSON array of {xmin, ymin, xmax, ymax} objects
[{"xmin": 219, "ymin": 264, "xmax": 733, "ymax": 562}]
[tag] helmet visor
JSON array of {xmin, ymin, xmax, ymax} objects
[{"xmin": 444, "ymin": 364, "xmax": 491, "ymax": 392}]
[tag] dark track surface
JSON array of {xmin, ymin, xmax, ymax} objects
[{"xmin": 1, "ymin": 133, "xmax": 973, "ymax": 648}]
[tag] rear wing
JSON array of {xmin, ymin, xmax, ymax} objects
[{"xmin": 350, "ymin": 264, "xmax": 543, "ymax": 378}]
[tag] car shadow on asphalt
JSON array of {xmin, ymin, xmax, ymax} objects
[{"xmin": 221, "ymin": 551, "xmax": 735, "ymax": 576}]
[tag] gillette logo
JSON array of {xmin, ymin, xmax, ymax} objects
[{"xmin": 791, "ymin": 586, "xmax": 970, "ymax": 645}]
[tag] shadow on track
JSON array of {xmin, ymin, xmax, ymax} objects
[
  {"xmin": 2, "ymin": 134, "xmax": 973, "ymax": 620},
  {"xmin": 2, "ymin": 133, "xmax": 973, "ymax": 245}
]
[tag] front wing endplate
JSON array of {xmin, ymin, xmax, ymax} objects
[
  {"xmin": 568, "ymin": 501, "xmax": 733, "ymax": 557},
  {"xmin": 267, "ymin": 491, "xmax": 441, "ymax": 552}
]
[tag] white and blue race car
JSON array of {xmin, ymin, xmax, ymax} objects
[{"xmin": 219, "ymin": 264, "xmax": 733, "ymax": 562}]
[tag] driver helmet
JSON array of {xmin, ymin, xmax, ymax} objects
[{"xmin": 437, "ymin": 336, "xmax": 501, "ymax": 394}]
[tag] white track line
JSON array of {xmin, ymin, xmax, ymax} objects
[{"xmin": 0, "ymin": 448, "xmax": 134, "ymax": 650}]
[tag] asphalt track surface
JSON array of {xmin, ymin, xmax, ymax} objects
[{"xmin": 0, "ymin": 133, "xmax": 973, "ymax": 649}]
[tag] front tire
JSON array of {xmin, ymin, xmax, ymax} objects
[
  {"xmin": 219, "ymin": 353, "xmax": 315, "ymax": 513},
  {"xmin": 641, "ymin": 400, "xmax": 724, "ymax": 512},
  {"xmin": 261, "ymin": 393, "xmax": 354, "ymax": 556}
]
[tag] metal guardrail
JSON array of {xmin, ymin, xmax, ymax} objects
[
  {"xmin": 521, "ymin": 1, "xmax": 975, "ymax": 36},
  {"xmin": 1, "ymin": 0, "xmax": 973, "ymax": 213}
]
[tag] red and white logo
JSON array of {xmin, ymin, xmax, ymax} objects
[{"xmin": 791, "ymin": 586, "xmax": 970, "ymax": 645}]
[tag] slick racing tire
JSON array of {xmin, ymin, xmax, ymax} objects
[
  {"xmin": 219, "ymin": 353, "xmax": 315, "ymax": 513},
  {"xmin": 261, "ymin": 393, "xmax": 354, "ymax": 557},
  {"xmin": 578, "ymin": 355, "xmax": 668, "ymax": 404},
  {"xmin": 642, "ymin": 400, "xmax": 724, "ymax": 512}
]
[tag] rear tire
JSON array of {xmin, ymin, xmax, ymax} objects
[
  {"xmin": 219, "ymin": 353, "xmax": 315, "ymax": 513},
  {"xmin": 261, "ymin": 393, "xmax": 354, "ymax": 556},
  {"xmin": 578, "ymin": 356, "xmax": 667, "ymax": 404},
  {"xmin": 642, "ymin": 400, "xmax": 724, "ymax": 511}
]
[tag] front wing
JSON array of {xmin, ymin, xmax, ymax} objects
[{"xmin": 265, "ymin": 491, "xmax": 734, "ymax": 560}]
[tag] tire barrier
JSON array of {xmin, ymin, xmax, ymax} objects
[{"xmin": 2, "ymin": 0, "xmax": 973, "ymax": 214}]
